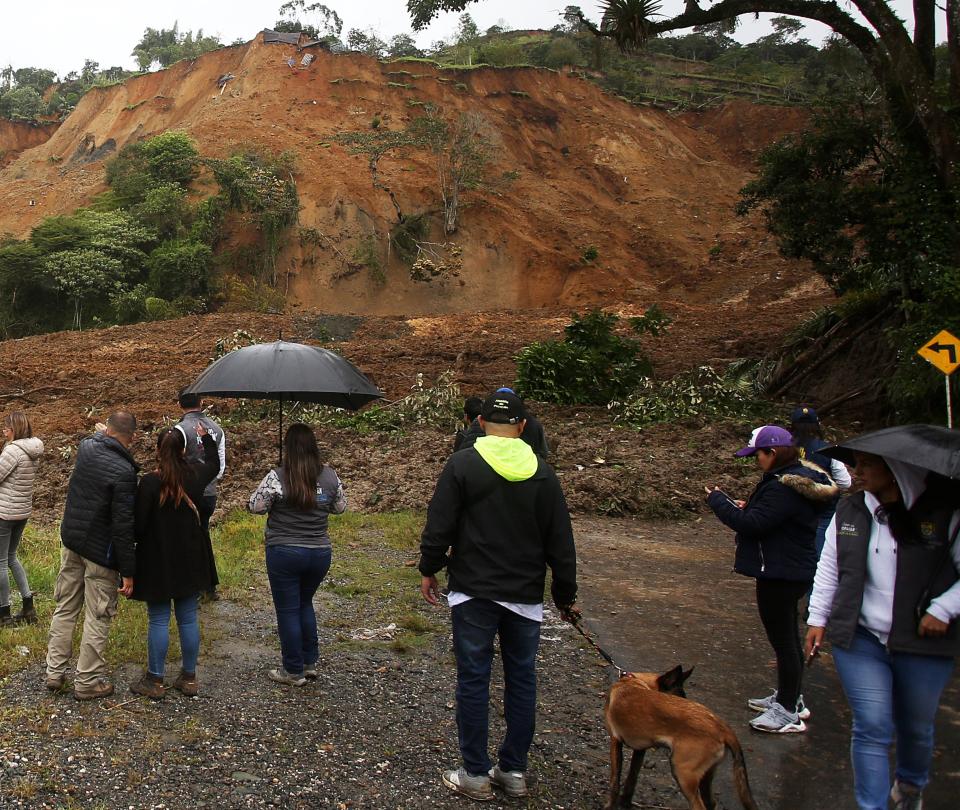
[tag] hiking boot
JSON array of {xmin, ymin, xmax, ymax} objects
[
  {"xmin": 45, "ymin": 673, "xmax": 66, "ymax": 692},
  {"xmin": 0, "ymin": 605, "xmax": 12, "ymax": 627},
  {"xmin": 442, "ymin": 767, "xmax": 493, "ymax": 801},
  {"xmin": 130, "ymin": 671, "xmax": 166, "ymax": 700},
  {"xmin": 303, "ymin": 664, "xmax": 318, "ymax": 680},
  {"xmin": 13, "ymin": 595, "xmax": 37, "ymax": 625},
  {"xmin": 748, "ymin": 690, "xmax": 811, "ymax": 720},
  {"xmin": 74, "ymin": 679, "xmax": 114, "ymax": 701},
  {"xmin": 489, "ymin": 765, "xmax": 528, "ymax": 797},
  {"xmin": 891, "ymin": 780, "xmax": 923, "ymax": 810},
  {"xmin": 749, "ymin": 701, "xmax": 806, "ymax": 734},
  {"xmin": 173, "ymin": 670, "xmax": 199, "ymax": 697},
  {"xmin": 268, "ymin": 668, "xmax": 306, "ymax": 687}
]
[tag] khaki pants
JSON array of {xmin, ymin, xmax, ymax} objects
[{"xmin": 45, "ymin": 546, "xmax": 119, "ymax": 688}]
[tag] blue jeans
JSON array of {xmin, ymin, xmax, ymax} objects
[
  {"xmin": 265, "ymin": 544, "xmax": 331, "ymax": 675},
  {"xmin": 451, "ymin": 599, "xmax": 541, "ymax": 776},
  {"xmin": 0, "ymin": 518, "xmax": 31, "ymax": 608},
  {"xmin": 147, "ymin": 595, "xmax": 200, "ymax": 677},
  {"xmin": 832, "ymin": 626, "xmax": 955, "ymax": 810}
]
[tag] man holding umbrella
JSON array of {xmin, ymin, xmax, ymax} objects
[{"xmin": 806, "ymin": 425, "xmax": 960, "ymax": 810}]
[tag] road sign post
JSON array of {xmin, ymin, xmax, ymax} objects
[{"xmin": 917, "ymin": 329, "xmax": 960, "ymax": 428}]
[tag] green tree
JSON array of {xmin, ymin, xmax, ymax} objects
[
  {"xmin": 387, "ymin": 33, "xmax": 423, "ymax": 58},
  {"xmin": 346, "ymin": 28, "xmax": 388, "ymax": 58},
  {"xmin": 543, "ymin": 38, "xmax": 583, "ymax": 68},
  {"xmin": 0, "ymin": 87, "xmax": 44, "ymax": 120},
  {"xmin": 132, "ymin": 25, "xmax": 222, "ymax": 70},
  {"xmin": 0, "ymin": 241, "xmax": 53, "ymax": 337},
  {"xmin": 106, "ymin": 131, "xmax": 199, "ymax": 206},
  {"xmin": 147, "ymin": 240, "xmax": 213, "ymax": 298},
  {"xmin": 43, "ymin": 249, "xmax": 127, "ymax": 330},
  {"xmin": 275, "ymin": 1, "xmax": 343, "ymax": 41},
  {"xmin": 12, "ymin": 67, "xmax": 57, "ymax": 93},
  {"xmin": 133, "ymin": 183, "xmax": 189, "ymax": 240}
]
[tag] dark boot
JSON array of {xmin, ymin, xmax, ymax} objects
[
  {"xmin": 13, "ymin": 595, "xmax": 37, "ymax": 625},
  {"xmin": 130, "ymin": 671, "xmax": 166, "ymax": 700},
  {"xmin": 0, "ymin": 605, "xmax": 12, "ymax": 627}
]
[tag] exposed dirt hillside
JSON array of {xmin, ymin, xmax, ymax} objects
[
  {"xmin": 0, "ymin": 35, "xmax": 823, "ymax": 314},
  {"xmin": 0, "ymin": 119, "xmax": 58, "ymax": 169}
]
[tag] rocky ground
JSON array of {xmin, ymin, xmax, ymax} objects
[{"xmin": 1, "ymin": 516, "xmax": 956, "ymax": 810}]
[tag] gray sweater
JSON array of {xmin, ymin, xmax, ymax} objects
[{"xmin": 248, "ymin": 466, "xmax": 346, "ymax": 547}]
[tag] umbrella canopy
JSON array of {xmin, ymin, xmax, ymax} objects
[
  {"xmin": 184, "ymin": 340, "xmax": 382, "ymax": 410},
  {"xmin": 821, "ymin": 424, "xmax": 960, "ymax": 478}
]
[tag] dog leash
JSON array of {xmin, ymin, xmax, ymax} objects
[{"xmin": 571, "ymin": 616, "xmax": 626, "ymax": 677}]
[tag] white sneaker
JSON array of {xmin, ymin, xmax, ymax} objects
[
  {"xmin": 748, "ymin": 690, "xmax": 811, "ymax": 720},
  {"xmin": 749, "ymin": 701, "xmax": 806, "ymax": 733},
  {"xmin": 442, "ymin": 767, "xmax": 493, "ymax": 801},
  {"xmin": 489, "ymin": 764, "xmax": 528, "ymax": 797}
]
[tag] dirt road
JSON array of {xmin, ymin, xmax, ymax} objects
[{"xmin": 573, "ymin": 516, "xmax": 960, "ymax": 810}]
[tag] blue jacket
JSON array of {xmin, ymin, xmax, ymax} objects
[{"xmin": 708, "ymin": 460, "xmax": 838, "ymax": 582}]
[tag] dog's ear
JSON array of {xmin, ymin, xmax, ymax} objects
[{"xmin": 656, "ymin": 665, "xmax": 688, "ymax": 696}]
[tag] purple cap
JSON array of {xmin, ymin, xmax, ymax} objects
[{"xmin": 735, "ymin": 425, "xmax": 794, "ymax": 457}]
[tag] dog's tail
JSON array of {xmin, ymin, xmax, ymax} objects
[{"xmin": 723, "ymin": 727, "xmax": 759, "ymax": 810}]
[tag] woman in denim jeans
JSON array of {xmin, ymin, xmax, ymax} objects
[
  {"xmin": 0, "ymin": 411, "xmax": 44, "ymax": 626},
  {"xmin": 807, "ymin": 452, "xmax": 959, "ymax": 810},
  {"xmin": 132, "ymin": 423, "xmax": 220, "ymax": 699},
  {"xmin": 249, "ymin": 424, "xmax": 346, "ymax": 686}
]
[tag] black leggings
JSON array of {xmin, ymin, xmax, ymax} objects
[{"xmin": 755, "ymin": 578, "xmax": 812, "ymax": 710}]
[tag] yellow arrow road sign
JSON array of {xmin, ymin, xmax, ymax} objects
[{"xmin": 918, "ymin": 330, "xmax": 960, "ymax": 375}]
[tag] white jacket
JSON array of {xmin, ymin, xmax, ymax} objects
[{"xmin": 0, "ymin": 437, "xmax": 44, "ymax": 520}]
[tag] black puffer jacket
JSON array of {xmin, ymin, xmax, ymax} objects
[
  {"xmin": 60, "ymin": 433, "xmax": 139, "ymax": 577},
  {"xmin": 708, "ymin": 460, "xmax": 838, "ymax": 582}
]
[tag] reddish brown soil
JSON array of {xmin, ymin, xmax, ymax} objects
[
  {"xmin": 0, "ymin": 35, "xmax": 823, "ymax": 314},
  {"xmin": 4, "ymin": 303, "xmax": 828, "ymax": 524},
  {"xmin": 0, "ymin": 119, "xmax": 58, "ymax": 168}
]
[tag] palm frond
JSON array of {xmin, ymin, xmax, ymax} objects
[{"xmin": 599, "ymin": 0, "xmax": 663, "ymax": 51}]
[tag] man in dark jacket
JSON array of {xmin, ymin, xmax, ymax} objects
[
  {"xmin": 420, "ymin": 390, "xmax": 578, "ymax": 802},
  {"xmin": 45, "ymin": 411, "xmax": 138, "ymax": 701},
  {"xmin": 457, "ymin": 387, "xmax": 550, "ymax": 459}
]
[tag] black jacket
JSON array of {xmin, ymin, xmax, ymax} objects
[
  {"xmin": 132, "ymin": 435, "xmax": 220, "ymax": 602},
  {"xmin": 60, "ymin": 433, "xmax": 139, "ymax": 577},
  {"xmin": 457, "ymin": 415, "xmax": 550, "ymax": 459},
  {"xmin": 708, "ymin": 460, "xmax": 838, "ymax": 582},
  {"xmin": 419, "ymin": 445, "xmax": 577, "ymax": 607}
]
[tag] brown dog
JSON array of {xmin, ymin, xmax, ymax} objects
[{"xmin": 604, "ymin": 666, "xmax": 759, "ymax": 810}]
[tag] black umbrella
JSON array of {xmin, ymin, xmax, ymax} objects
[
  {"xmin": 821, "ymin": 424, "xmax": 960, "ymax": 478},
  {"xmin": 184, "ymin": 340, "xmax": 383, "ymax": 463}
]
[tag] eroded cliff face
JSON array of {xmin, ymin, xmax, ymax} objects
[
  {"xmin": 0, "ymin": 119, "xmax": 59, "ymax": 169},
  {"xmin": 0, "ymin": 35, "xmax": 817, "ymax": 314}
]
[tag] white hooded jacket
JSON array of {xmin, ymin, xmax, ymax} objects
[{"xmin": 0, "ymin": 437, "xmax": 44, "ymax": 520}]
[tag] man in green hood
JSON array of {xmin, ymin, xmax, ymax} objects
[{"xmin": 419, "ymin": 389, "xmax": 579, "ymax": 802}]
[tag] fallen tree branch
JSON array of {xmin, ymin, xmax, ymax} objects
[{"xmin": 0, "ymin": 386, "xmax": 70, "ymax": 403}]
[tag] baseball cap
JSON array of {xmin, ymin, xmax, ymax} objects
[
  {"xmin": 481, "ymin": 391, "xmax": 526, "ymax": 424},
  {"xmin": 735, "ymin": 425, "xmax": 794, "ymax": 457},
  {"xmin": 790, "ymin": 405, "xmax": 820, "ymax": 425}
]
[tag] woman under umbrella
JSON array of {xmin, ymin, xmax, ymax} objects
[
  {"xmin": 806, "ymin": 449, "xmax": 959, "ymax": 810},
  {"xmin": 248, "ymin": 424, "xmax": 346, "ymax": 686}
]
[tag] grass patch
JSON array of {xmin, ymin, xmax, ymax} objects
[{"xmin": 0, "ymin": 510, "xmax": 436, "ymax": 679}]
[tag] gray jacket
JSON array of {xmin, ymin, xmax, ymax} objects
[{"xmin": 0, "ymin": 437, "xmax": 44, "ymax": 521}]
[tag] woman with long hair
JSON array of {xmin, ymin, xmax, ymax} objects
[
  {"xmin": 807, "ymin": 452, "xmax": 959, "ymax": 810},
  {"xmin": 0, "ymin": 411, "xmax": 44, "ymax": 626},
  {"xmin": 131, "ymin": 423, "xmax": 220, "ymax": 699},
  {"xmin": 248, "ymin": 423, "xmax": 346, "ymax": 686},
  {"xmin": 706, "ymin": 425, "xmax": 838, "ymax": 733}
]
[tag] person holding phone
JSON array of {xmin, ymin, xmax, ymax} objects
[
  {"xmin": 806, "ymin": 450, "xmax": 959, "ymax": 810},
  {"xmin": 706, "ymin": 425, "xmax": 838, "ymax": 734}
]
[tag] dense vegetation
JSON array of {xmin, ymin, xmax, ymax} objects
[{"xmin": 0, "ymin": 132, "xmax": 298, "ymax": 335}]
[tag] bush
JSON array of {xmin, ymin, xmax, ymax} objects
[
  {"xmin": 613, "ymin": 366, "xmax": 768, "ymax": 426},
  {"xmin": 516, "ymin": 311, "xmax": 653, "ymax": 405},
  {"xmin": 146, "ymin": 240, "xmax": 213, "ymax": 298}
]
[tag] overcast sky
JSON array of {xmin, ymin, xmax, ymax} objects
[{"xmin": 1, "ymin": 0, "xmax": 920, "ymax": 78}]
